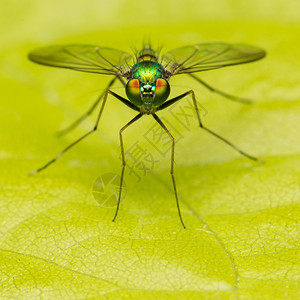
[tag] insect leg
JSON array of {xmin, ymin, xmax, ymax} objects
[
  {"xmin": 117, "ymin": 76, "xmax": 126, "ymax": 87},
  {"xmin": 189, "ymin": 73, "xmax": 252, "ymax": 104},
  {"xmin": 189, "ymin": 90, "xmax": 262, "ymax": 161},
  {"xmin": 57, "ymin": 76, "xmax": 125, "ymax": 137},
  {"xmin": 29, "ymin": 90, "xmax": 139, "ymax": 176},
  {"xmin": 152, "ymin": 113, "xmax": 186, "ymax": 229},
  {"xmin": 112, "ymin": 113, "xmax": 143, "ymax": 223},
  {"xmin": 159, "ymin": 90, "xmax": 262, "ymax": 162}
]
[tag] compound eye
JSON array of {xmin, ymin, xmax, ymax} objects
[
  {"xmin": 126, "ymin": 79, "xmax": 142, "ymax": 106},
  {"xmin": 154, "ymin": 78, "xmax": 170, "ymax": 105}
]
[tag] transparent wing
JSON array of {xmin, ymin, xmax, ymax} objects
[
  {"xmin": 28, "ymin": 44, "xmax": 134, "ymax": 76},
  {"xmin": 162, "ymin": 43, "xmax": 266, "ymax": 75}
]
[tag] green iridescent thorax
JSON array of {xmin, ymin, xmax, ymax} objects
[{"xmin": 131, "ymin": 61, "xmax": 164, "ymax": 84}]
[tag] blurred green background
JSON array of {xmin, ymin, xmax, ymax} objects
[{"xmin": 0, "ymin": 0, "xmax": 299, "ymax": 299}]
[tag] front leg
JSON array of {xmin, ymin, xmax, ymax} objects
[
  {"xmin": 152, "ymin": 113, "xmax": 186, "ymax": 229},
  {"xmin": 112, "ymin": 113, "xmax": 143, "ymax": 222}
]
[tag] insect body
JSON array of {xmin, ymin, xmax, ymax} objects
[
  {"xmin": 28, "ymin": 42, "xmax": 266, "ymax": 228},
  {"xmin": 127, "ymin": 58, "xmax": 170, "ymax": 113}
]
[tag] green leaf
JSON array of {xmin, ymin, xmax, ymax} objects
[{"xmin": 0, "ymin": 1, "xmax": 299, "ymax": 299}]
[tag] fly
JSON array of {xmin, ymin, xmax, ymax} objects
[{"xmin": 28, "ymin": 42, "xmax": 266, "ymax": 228}]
